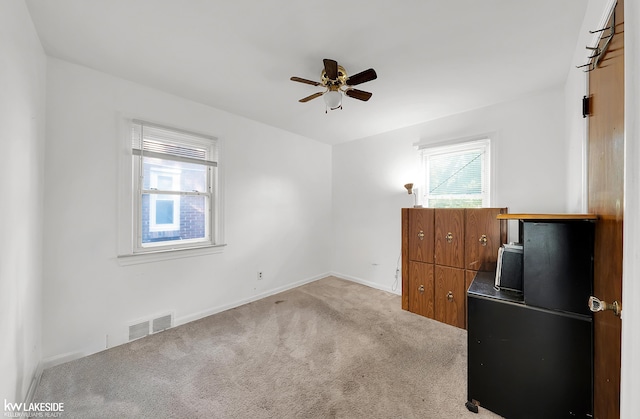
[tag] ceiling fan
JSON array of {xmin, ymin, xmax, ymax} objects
[{"xmin": 290, "ymin": 58, "xmax": 377, "ymax": 111}]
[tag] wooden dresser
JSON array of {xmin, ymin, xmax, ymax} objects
[{"xmin": 401, "ymin": 208, "xmax": 507, "ymax": 328}]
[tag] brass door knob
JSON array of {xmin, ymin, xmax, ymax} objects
[
  {"xmin": 445, "ymin": 232, "xmax": 453, "ymax": 243},
  {"xmin": 479, "ymin": 234, "xmax": 488, "ymax": 247},
  {"xmin": 417, "ymin": 230, "xmax": 425, "ymax": 241},
  {"xmin": 447, "ymin": 291, "xmax": 454, "ymax": 302},
  {"xmin": 418, "ymin": 285, "xmax": 425, "ymax": 293},
  {"xmin": 588, "ymin": 296, "xmax": 621, "ymax": 316}
]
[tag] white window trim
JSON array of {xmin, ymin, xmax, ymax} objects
[
  {"xmin": 417, "ymin": 136, "xmax": 493, "ymax": 208},
  {"xmin": 117, "ymin": 115, "xmax": 225, "ymax": 264}
]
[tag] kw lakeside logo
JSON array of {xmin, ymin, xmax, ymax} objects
[{"xmin": 4, "ymin": 400, "xmax": 64, "ymax": 418}]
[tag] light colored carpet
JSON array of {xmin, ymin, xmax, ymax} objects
[{"xmin": 34, "ymin": 276, "xmax": 502, "ymax": 418}]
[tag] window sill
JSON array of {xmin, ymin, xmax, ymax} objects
[{"xmin": 117, "ymin": 244, "xmax": 227, "ymax": 266}]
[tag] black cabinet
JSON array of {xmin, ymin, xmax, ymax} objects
[
  {"xmin": 467, "ymin": 272, "xmax": 593, "ymax": 418},
  {"xmin": 467, "ymin": 215, "xmax": 596, "ymax": 418},
  {"xmin": 523, "ymin": 221, "xmax": 594, "ymax": 316}
]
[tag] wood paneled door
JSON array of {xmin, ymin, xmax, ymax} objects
[
  {"xmin": 434, "ymin": 208, "xmax": 465, "ymax": 268},
  {"xmin": 588, "ymin": 1, "xmax": 624, "ymax": 417},
  {"xmin": 465, "ymin": 208, "xmax": 507, "ymax": 271},
  {"xmin": 408, "ymin": 208, "xmax": 434, "ymax": 263},
  {"xmin": 434, "ymin": 265, "xmax": 465, "ymax": 328},
  {"xmin": 408, "ymin": 261, "xmax": 434, "ymax": 318}
]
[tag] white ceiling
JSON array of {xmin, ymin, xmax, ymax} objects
[{"xmin": 25, "ymin": 0, "xmax": 588, "ymax": 145}]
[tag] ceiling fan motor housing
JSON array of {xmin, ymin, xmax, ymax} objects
[{"xmin": 321, "ymin": 65, "xmax": 347, "ymax": 87}]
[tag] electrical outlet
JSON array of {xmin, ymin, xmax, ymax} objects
[{"xmin": 257, "ymin": 271, "xmax": 263, "ymax": 280}]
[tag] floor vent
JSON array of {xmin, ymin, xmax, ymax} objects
[
  {"xmin": 152, "ymin": 314, "xmax": 173, "ymax": 333},
  {"xmin": 129, "ymin": 321, "xmax": 150, "ymax": 341},
  {"xmin": 128, "ymin": 314, "xmax": 173, "ymax": 341}
]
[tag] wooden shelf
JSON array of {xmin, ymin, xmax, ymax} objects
[{"xmin": 497, "ymin": 213, "xmax": 598, "ymax": 221}]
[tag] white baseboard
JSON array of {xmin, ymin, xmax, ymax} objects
[
  {"xmin": 175, "ymin": 272, "xmax": 330, "ymax": 326},
  {"xmin": 330, "ymin": 272, "xmax": 402, "ymax": 295},
  {"xmin": 41, "ymin": 341, "xmax": 108, "ymax": 370},
  {"xmin": 23, "ymin": 361, "xmax": 44, "ymax": 405}
]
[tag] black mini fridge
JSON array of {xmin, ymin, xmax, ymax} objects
[{"xmin": 467, "ymin": 217, "xmax": 595, "ymax": 419}]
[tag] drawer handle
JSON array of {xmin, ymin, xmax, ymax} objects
[
  {"xmin": 445, "ymin": 232, "xmax": 453, "ymax": 243},
  {"xmin": 418, "ymin": 285, "xmax": 425, "ymax": 293},
  {"xmin": 479, "ymin": 234, "xmax": 488, "ymax": 247},
  {"xmin": 417, "ymin": 230, "xmax": 425, "ymax": 241},
  {"xmin": 447, "ymin": 291, "xmax": 454, "ymax": 302}
]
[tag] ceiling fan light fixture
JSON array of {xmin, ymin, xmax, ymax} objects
[
  {"xmin": 291, "ymin": 59, "xmax": 375, "ymax": 111},
  {"xmin": 323, "ymin": 90, "xmax": 342, "ymax": 110}
]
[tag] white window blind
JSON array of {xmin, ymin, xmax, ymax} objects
[
  {"xmin": 131, "ymin": 120, "xmax": 218, "ymax": 167},
  {"xmin": 420, "ymin": 138, "xmax": 490, "ymax": 208}
]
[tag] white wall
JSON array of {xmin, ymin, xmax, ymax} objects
[
  {"xmin": 622, "ymin": 0, "xmax": 640, "ymax": 416},
  {"xmin": 331, "ymin": 87, "xmax": 567, "ymax": 292},
  {"xmin": 564, "ymin": 0, "xmax": 613, "ymax": 213},
  {"xmin": 564, "ymin": 48, "xmax": 588, "ymax": 213},
  {"xmin": 42, "ymin": 58, "xmax": 332, "ymax": 361},
  {"xmin": 0, "ymin": 0, "xmax": 46, "ymax": 404}
]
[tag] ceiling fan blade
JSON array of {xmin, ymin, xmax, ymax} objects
[
  {"xmin": 323, "ymin": 58, "xmax": 338, "ymax": 80},
  {"xmin": 346, "ymin": 68, "xmax": 377, "ymax": 86},
  {"xmin": 290, "ymin": 76, "xmax": 322, "ymax": 86},
  {"xmin": 299, "ymin": 92, "xmax": 324, "ymax": 103},
  {"xmin": 345, "ymin": 89, "xmax": 373, "ymax": 101}
]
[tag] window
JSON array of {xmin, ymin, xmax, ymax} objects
[
  {"xmin": 420, "ymin": 138, "xmax": 491, "ymax": 208},
  {"xmin": 148, "ymin": 169, "xmax": 180, "ymax": 232},
  {"xmin": 130, "ymin": 120, "xmax": 219, "ymax": 253}
]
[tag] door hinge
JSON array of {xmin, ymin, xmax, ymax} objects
[{"xmin": 582, "ymin": 95, "xmax": 591, "ymax": 118}]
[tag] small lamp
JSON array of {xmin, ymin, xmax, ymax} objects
[{"xmin": 404, "ymin": 183, "xmax": 422, "ymax": 208}]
